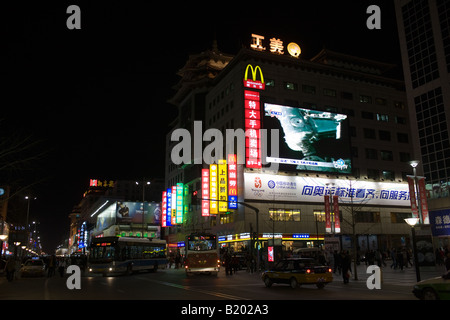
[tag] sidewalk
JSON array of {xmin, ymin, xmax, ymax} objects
[{"xmin": 342, "ymin": 262, "xmax": 447, "ymax": 286}]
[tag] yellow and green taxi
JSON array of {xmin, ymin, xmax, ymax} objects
[
  {"xmin": 413, "ymin": 272, "xmax": 450, "ymax": 300},
  {"xmin": 262, "ymin": 258, "xmax": 333, "ymax": 289}
]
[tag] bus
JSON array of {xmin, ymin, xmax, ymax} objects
[
  {"xmin": 184, "ymin": 233, "xmax": 220, "ymax": 276},
  {"xmin": 88, "ymin": 236, "xmax": 168, "ymax": 276}
]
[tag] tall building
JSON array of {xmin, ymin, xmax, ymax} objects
[
  {"xmin": 396, "ymin": 0, "xmax": 450, "ymax": 200},
  {"xmin": 165, "ymin": 35, "xmax": 416, "ymax": 257},
  {"xmin": 395, "ymin": 0, "xmax": 450, "ymax": 247}
]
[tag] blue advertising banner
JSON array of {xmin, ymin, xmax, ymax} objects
[{"xmin": 429, "ymin": 209, "xmax": 450, "ymax": 236}]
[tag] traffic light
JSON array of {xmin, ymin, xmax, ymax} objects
[{"xmin": 191, "ymin": 190, "xmax": 199, "ymax": 205}]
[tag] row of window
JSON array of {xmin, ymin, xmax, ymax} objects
[
  {"xmin": 268, "ymin": 79, "xmax": 406, "ymax": 107},
  {"xmin": 356, "ymin": 128, "xmax": 409, "ymax": 143},
  {"xmin": 353, "ymin": 148, "xmax": 411, "ymax": 163},
  {"xmin": 266, "ymin": 209, "xmax": 414, "ymax": 224}
]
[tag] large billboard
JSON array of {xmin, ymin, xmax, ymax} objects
[
  {"xmin": 263, "ymin": 103, "xmax": 352, "ymax": 174},
  {"xmin": 116, "ymin": 201, "xmax": 161, "ymax": 224},
  {"xmin": 244, "ymin": 173, "xmax": 410, "ymax": 207}
]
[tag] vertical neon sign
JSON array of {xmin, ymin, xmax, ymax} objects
[
  {"xmin": 201, "ymin": 169, "xmax": 210, "ymax": 216},
  {"xmin": 162, "ymin": 191, "xmax": 167, "ymax": 227},
  {"xmin": 227, "ymin": 154, "xmax": 238, "ymax": 209},
  {"xmin": 176, "ymin": 183, "xmax": 184, "ymax": 224},
  {"xmin": 218, "ymin": 159, "xmax": 228, "ymax": 212},
  {"xmin": 243, "ymin": 64, "xmax": 264, "ymax": 169},
  {"xmin": 171, "ymin": 186, "xmax": 177, "ymax": 225},
  {"xmin": 166, "ymin": 188, "xmax": 172, "ymax": 227},
  {"xmin": 210, "ymin": 164, "xmax": 218, "ymax": 214}
]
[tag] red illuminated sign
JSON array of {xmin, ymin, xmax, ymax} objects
[
  {"xmin": 243, "ymin": 69, "xmax": 263, "ymax": 169},
  {"xmin": 201, "ymin": 169, "xmax": 210, "ymax": 216},
  {"xmin": 162, "ymin": 191, "xmax": 167, "ymax": 227}
]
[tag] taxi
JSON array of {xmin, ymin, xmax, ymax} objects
[
  {"xmin": 262, "ymin": 258, "xmax": 332, "ymax": 289},
  {"xmin": 413, "ymin": 272, "xmax": 450, "ymax": 300}
]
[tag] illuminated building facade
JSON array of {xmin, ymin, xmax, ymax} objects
[
  {"xmin": 165, "ymin": 36, "xmax": 418, "ymax": 256},
  {"xmin": 395, "ymin": 0, "xmax": 450, "ymax": 244}
]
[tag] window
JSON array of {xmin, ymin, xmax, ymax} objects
[
  {"xmin": 382, "ymin": 170, "xmax": 395, "ymax": 180},
  {"xmin": 367, "ymin": 169, "xmax": 379, "ymax": 180},
  {"xmin": 269, "ymin": 208, "xmax": 300, "ymax": 221},
  {"xmin": 355, "ymin": 211, "xmax": 380, "ymax": 223},
  {"xmin": 400, "ymin": 152, "xmax": 411, "ymax": 162},
  {"xmin": 365, "ymin": 148, "xmax": 378, "ymax": 159},
  {"xmin": 323, "ymin": 88, "xmax": 336, "ymax": 97},
  {"xmin": 390, "ymin": 212, "xmax": 411, "ymax": 223},
  {"xmin": 266, "ymin": 79, "xmax": 275, "ymax": 87},
  {"xmin": 379, "ymin": 130, "xmax": 391, "ymax": 141},
  {"xmin": 362, "ymin": 111, "xmax": 374, "ymax": 120},
  {"xmin": 397, "ymin": 133, "xmax": 409, "ymax": 143},
  {"xmin": 376, "ymin": 114, "xmax": 389, "ymax": 122},
  {"xmin": 359, "ymin": 95, "xmax": 372, "ymax": 103},
  {"xmin": 381, "ymin": 150, "xmax": 393, "ymax": 161},
  {"xmin": 302, "ymin": 84, "xmax": 316, "ymax": 94},
  {"xmin": 395, "ymin": 116, "xmax": 407, "ymax": 124},
  {"xmin": 284, "ymin": 82, "xmax": 298, "ymax": 91},
  {"xmin": 341, "ymin": 91, "xmax": 353, "ymax": 100},
  {"xmin": 394, "ymin": 101, "xmax": 406, "ymax": 110},
  {"xmin": 363, "ymin": 128, "xmax": 376, "ymax": 139},
  {"xmin": 375, "ymin": 98, "xmax": 387, "ymax": 105}
]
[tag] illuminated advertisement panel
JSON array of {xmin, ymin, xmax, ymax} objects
[
  {"xmin": 176, "ymin": 183, "xmax": 184, "ymax": 224},
  {"xmin": 227, "ymin": 154, "xmax": 238, "ymax": 209},
  {"xmin": 171, "ymin": 186, "xmax": 177, "ymax": 225},
  {"xmin": 218, "ymin": 160, "xmax": 228, "ymax": 212},
  {"xmin": 210, "ymin": 164, "xmax": 218, "ymax": 214},
  {"xmin": 166, "ymin": 188, "xmax": 172, "ymax": 226},
  {"xmin": 162, "ymin": 191, "xmax": 167, "ymax": 227},
  {"xmin": 263, "ymin": 103, "xmax": 352, "ymax": 174},
  {"xmin": 201, "ymin": 169, "xmax": 210, "ymax": 216},
  {"xmin": 244, "ymin": 172, "xmax": 410, "ymax": 207},
  {"xmin": 116, "ymin": 201, "xmax": 161, "ymax": 224}
]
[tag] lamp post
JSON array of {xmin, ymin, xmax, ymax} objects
[
  {"xmin": 136, "ymin": 181, "xmax": 151, "ymax": 238},
  {"xmin": 24, "ymin": 196, "xmax": 37, "ymax": 249},
  {"xmin": 409, "ymin": 160, "xmax": 423, "ymax": 224},
  {"xmin": 404, "ymin": 217, "xmax": 421, "ymax": 282}
]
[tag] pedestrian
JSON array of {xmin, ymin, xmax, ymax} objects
[
  {"xmin": 175, "ymin": 251, "xmax": 181, "ymax": 269},
  {"xmin": 445, "ymin": 252, "xmax": 450, "ymax": 272},
  {"xmin": 334, "ymin": 250, "xmax": 341, "ymax": 274},
  {"xmin": 396, "ymin": 249, "xmax": 404, "ymax": 271},
  {"xmin": 58, "ymin": 258, "xmax": 67, "ymax": 277},
  {"xmin": 390, "ymin": 248, "xmax": 397, "ymax": 269},
  {"xmin": 224, "ymin": 251, "xmax": 232, "ymax": 275},
  {"xmin": 47, "ymin": 255, "xmax": 56, "ymax": 277},
  {"xmin": 231, "ymin": 254, "xmax": 239, "ymax": 274},
  {"xmin": 5, "ymin": 257, "xmax": 15, "ymax": 282},
  {"xmin": 341, "ymin": 251, "xmax": 351, "ymax": 284}
]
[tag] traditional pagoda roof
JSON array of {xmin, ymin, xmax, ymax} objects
[{"xmin": 168, "ymin": 41, "xmax": 234, "ymax": 105}]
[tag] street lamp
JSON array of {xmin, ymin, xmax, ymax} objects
[
  {"xmin": 404, "ymin": 217, "xmax": 421, "ymax": 282},
  {"xmin": 409, "ymin": 160, "xmax": 423, "ymax": 224},
  {"xmin": 136, "ymin": 181, "xmax": 151, "ymax": 238},
  {"xmin": 24, "ymin": 196, "xmax": 37, "ymax": 250}
]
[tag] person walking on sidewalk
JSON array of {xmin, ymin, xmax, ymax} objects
[
  {"xmin": 341, "ymin": 251, "xmax": 351, "ymax": 284},
  {"xmin": 445, "ymin": 251, "xmax": 450, "ymax": 272}
]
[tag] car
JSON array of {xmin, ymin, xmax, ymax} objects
[
  {"xmin": 262, "ymin": 258, "xmax": 333, "ymax": 289},
  {"xmin": 20, "ymin": 259, "xmax": 46, "ymax": 277},
  {"xmin": 412, "ymin": 271, "xmax": 450, "ymax": 300}
]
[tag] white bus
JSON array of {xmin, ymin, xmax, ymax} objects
[
  {"xmin": 88, "ymin": 236, "xmax": 168, "ymax": 276},
  {"xmin": 184, "ymin": 233, "xmax": 220, "ymax": 276}
]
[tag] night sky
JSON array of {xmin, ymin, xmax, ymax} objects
[{"xmin": 1, "ymin": 1, "xmax": 402, "ymax": 253}]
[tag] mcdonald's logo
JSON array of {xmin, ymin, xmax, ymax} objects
[{"xmin": 243, "ymin": 64, "xmax": 265, "ymax": 90}]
